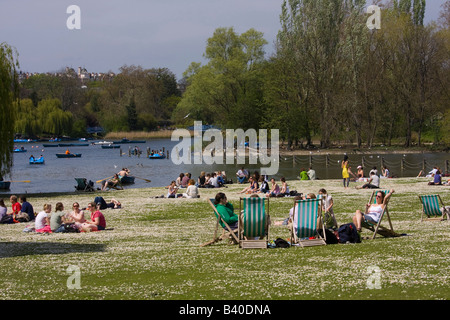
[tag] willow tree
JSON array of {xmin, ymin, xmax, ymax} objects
[{"xmin": 0, "ymin": 42, "xmax": 19, "ymax": 179}]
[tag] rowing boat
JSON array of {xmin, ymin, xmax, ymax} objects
[
  {"xmin": 0, "ymin": 181, "xmax": 11, "ymax": 189},
  {"xmin": 29, "ymin": 157, "xmax": 45, "ymax": 164},
  {"xmin": 55, "ymin": 153, "xmax": 82, "ymax": 158}
]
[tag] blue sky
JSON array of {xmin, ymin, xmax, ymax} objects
[{"xmin": 0, "ymin": 0, "xmax": 446, "ymax": 80}]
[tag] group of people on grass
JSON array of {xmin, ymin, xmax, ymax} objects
[
  {"xmin": 164, "ymin": 171, "xmax": 232, "ymax": 199},
  {"xmin": 417, "ymin": 166, "xmax": 450, "ymax": 186},
  {"xmin": 0, "ymin": 194, "xmax": 121, "ymax": 233},
  {"xmin": 239, "ymin": 173, "xmax": 291, "ymax": 198},
  {"xmin": 213, "ymin": 187, "xmax": 394, "ymax": 238},
  {"xmin": 341, "ymin": 155, "xmax": 392, "ymax": 189}
]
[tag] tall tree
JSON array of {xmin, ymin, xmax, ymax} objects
[
  {"xmin": 175, "ymin": 27, "xmax": 268, "ymax": 130},
  {"xmin": 0, "ymin": 42, "xmax": 19, "ymax": 179}
]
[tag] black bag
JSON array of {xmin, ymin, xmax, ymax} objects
[
  {"xmin": 64, "ymin": 223, "xmax": 79, "ymax": 233},
  {"xmin": 319, "ymin": 228, "xmax": 339, "ymax": 244},
  {"xmin": 275, "ymin": 238, "xmax": 291, "ymax": 248},
  {"xmin": 338, "ymin": 223, "xmax": 361, "ymax": 244}
]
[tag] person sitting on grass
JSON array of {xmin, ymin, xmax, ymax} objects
[
  {"xmin": 428, "ymin": 170, "xmax": 442, "ymax": 185},
  {"xmin": 355, "ymin": 172, "xmax": 380, "ymax": 189},
  {"xmin": 183, "ymin": 179, "xmax": 199, "ymax": 199},
  {"xmin": 81, "ymin": 202, "xmax": 106, "ymax": 232},
  {"xmin": 352, "ymin": 189, "xmax": 395, "ymax": 232},
  {"xmin": 239, "ymin": 176, "xmax": 258, "ymax": 194},
  {"xmin": 35, "ymin": 204, "xmax": 52, "ymax": 233},
  {"xmin": 50, "ymin": 202, "xmax": 69, "ymax": 233}
]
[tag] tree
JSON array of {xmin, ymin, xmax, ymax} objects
[
  {"xmin": 0, "ymin": 42, "xmax": 19, "ymax": 179},
  {"xmin": 175, "ymin": 27, "xmax": 268, "ymax": 130}
]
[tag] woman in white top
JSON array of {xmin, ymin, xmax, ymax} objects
[
  {"xmin": 183, "ymin": 179, "xmax": 199, "ymax": 199},
  {"xmin": 352, "ymin": 189, "xmax": 395, "ymax": 232},
  {"xmin": 35, "ymin": 203, "xmax": 52, "ymax": 232}
]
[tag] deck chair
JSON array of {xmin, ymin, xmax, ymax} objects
[
  {"xmin": 418, "ymin": 195, "xmax": 449, "ymax": 222},
  {"xmin": 238, "ymin": 197, "xmax": 270, "ymax": 249},
  {"xmin": 361, "ymin": 190, "xmax": 400, "ymax": 239},
  {"xmin": 289, "ymin": 198, "xmax": 326, "ymax": 247},
  {"xmin": 200, "ymin": 198, "xmax": 239, "ymax": 247},
  {"xmin": 74, "ymin": 178, "xmax": 95, "ymax": 192}
]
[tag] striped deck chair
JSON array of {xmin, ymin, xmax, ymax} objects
[
  {"xmin": 238, "ymin": 197, "xmax": 270, "ymax": 249},
  {"xmin": 418, "ymin": 195, "xmax": 449, "ymax": 222},
  {"xmin": 200, "ymin": 198, "xmax": 239, "ymax": 247},
  {"xmin": 362, "ymin": 190, "xmax": 399, "ymax": 239},
  {"xmin": 289, "ymin": 198, "xmax": 326, "ymax": 247}
]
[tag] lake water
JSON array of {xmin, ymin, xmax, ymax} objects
[{"xmin": 2, "ymin": 139, "xmax": 449, "ymax": 194}]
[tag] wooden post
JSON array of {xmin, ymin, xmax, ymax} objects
[
  {"xmin": 445, "ymin": 160, "xmax": 449, "ymax": 174},
  {"xmin": 293, "ymin": 155, "xmax": 295, "ymax": 167},
  {"xmin": 401, "ymin": 158, "xmax": 404, "ymax": 171},
  {"xmin": 326, "ymin": 154, "xmax": 329, "ymax": 168},
  {"xmin": 120, "ymin": 148, "xmax": 122, "ymax": 157},
  {"xmin": 362, "ymin": 156, "xmax": 365, "ymax": 168},
  {"xmin": 309, "ymin": 155, "xmax": 312, "ymax": 167}
]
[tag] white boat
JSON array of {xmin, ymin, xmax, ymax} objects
[{"xmin": 92, "ymin": 140, "xmax": 114, "ymax": 145}]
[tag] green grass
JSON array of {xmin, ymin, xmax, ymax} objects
[{"xmin": 0, "ymin": 177, "xmax": 449, "ymax": 300}]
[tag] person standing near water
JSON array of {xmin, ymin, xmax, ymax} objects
[{"xmin": 342, "ymin": 155, "xmax": 350, "ymax": 188}]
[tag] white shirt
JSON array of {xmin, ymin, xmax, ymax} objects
[
  {"xmin": 371, "ymin": 175, "xmax": 380, "ymax": 187},
  {"xmin": 35, "ymin": 211, "xmax": 48, "ymax": 230},
  {"xmin": 185, "ymin": 185, "xmax": 198, "ymax": 198}
]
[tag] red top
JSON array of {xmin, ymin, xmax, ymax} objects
[
  {"xmin": 91, "ymin": 210, "xmax": 106, "ymax": 228},
  {"xmin": 11, "ymin": 202, "xmax": 22, "ymax": 214}
]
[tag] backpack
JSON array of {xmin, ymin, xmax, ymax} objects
[
  {"xmin": 275, "ymin": 238, "xmax": 291, "ymax": 248},
  {"xmin": 338, "ymin": 223, "xmax": 361, "ymax": 244},
  {"xmin": 318, "ymin": 228, "xmax": 339, "ymax": 244}
]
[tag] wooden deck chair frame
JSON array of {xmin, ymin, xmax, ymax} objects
[
  {"xmin": 418, "ymin": 194, "xmax": 449, "ymax": 222},
  {"xmin": 74, "ymin": 178, "xmax": 94, "ymax": 192},
  {"xmin": 361, "ymin": 190, "xmax": 399, "ymax": 239},
  {"xmin": 238, "ymin": 197, "xmax": 270, "ymax": 249},
  {"xmin": 200, "ymin": 198, "xmax": 239, "ymax": 247},
  {"xmin": 289, "ymin": 198, "xmax": 326, "ymax": 247}
]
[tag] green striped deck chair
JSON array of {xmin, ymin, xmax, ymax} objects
[
  {"xmin": 418, "ymin": 195, "xmax": 449, "ymax": 222},
  {"xmin": 362, "ymin": 190, "xmax": 399, "ymax": 239},
  {"xmin": 238, "ymin": 197, "xmax": 270, "ymax": 249},
  {"xmin": 200, "ymin": 199, "xmax": 239, "ymax": 247},
  {"xmin": 289, "ymin": 198, "xmax": 326, "ymax": 247}
]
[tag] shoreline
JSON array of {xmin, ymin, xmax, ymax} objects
[{"xmin": 0, "ymin": 176, "xmax": 440, "ymax": 198}]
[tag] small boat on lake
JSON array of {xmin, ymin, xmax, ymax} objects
[
  {"xmin": 56, "ymin": 153, "xmax": 82, "ymax": 158},
  {"xmin": 101, "ymin": 145, "xmax": 121, "ymax": 149},
  {"xmin": 93, "ymin": 140, "xmax": 114, "ymax": 145},
  {"xmin": 43, "ymin": 144, "xmax": 58, "ymax": 147},
  {"xmin": 13, "ymin": 148, "xmax": 27, "ymax": 153},
  {"xmin": 149, "ymin": 153, "xmax": 166, "ymax": 159},
  {"xmin": 119, "ymin": 176, "xmax": 135, "ymax": 184},
  {"xmin": 29, "ymin": 157, "xmax": 45, "ymax": 165},
  {"xmin": 113, "ymin": 138, "xmax": 146, "ymax": 144},
  {"xmin": 58, "ymin": 143, "xmax": 89, "ymax": 147},
  {"xmin": 0, "ymin": 181, "xmax": 11, "ymax": 189}
]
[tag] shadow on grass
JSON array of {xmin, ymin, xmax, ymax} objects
[{"xmin": 0, "ymin": 241, "xmax": 107, "ymax": 258}]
